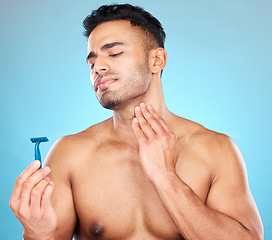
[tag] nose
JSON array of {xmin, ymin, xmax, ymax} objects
[{"xmin": 94, "ymin": 56, "xmax": 110, "ymax": 74}]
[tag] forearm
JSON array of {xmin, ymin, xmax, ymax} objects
[{"xmin": 151, "ymin": 172, "xmax": 255, "ymax": 240}]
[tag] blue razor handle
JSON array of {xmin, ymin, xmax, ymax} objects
[{"xmin": 30, "ymin": 137, "xmax": 49, "ymax": 169}]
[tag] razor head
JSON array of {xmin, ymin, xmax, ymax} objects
[{"xmin": 30, "ymin": 137, "xmax": 49, "ymax": 143}]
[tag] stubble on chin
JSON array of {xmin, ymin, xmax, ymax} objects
[
  {"xmin": 101, "ymin": 99, "xmax": 120, "ymax": 109},
  {"xmin": 98, "ymin": 91, "xmax": 121, "ymax": 110}
]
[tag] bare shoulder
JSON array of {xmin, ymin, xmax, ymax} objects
[
  {"xmin": 44, "ymin": 118, "xmax": 113, "ymax": 171},
  {"xmin": 175, "ymin": 116, "xmax": 241, "ymax": 167},
  {"xmin": 174, "ymin": 116, "xmax": 250, "ymax": 187}
]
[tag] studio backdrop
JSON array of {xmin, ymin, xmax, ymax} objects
[{"xmin": 1, "ymin": 0, "xmax": 271, "ymax": 239}]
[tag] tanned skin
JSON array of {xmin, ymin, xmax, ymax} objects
[{"xmin": 10, "ymin": 20, "xmax": 263, "ymax": 240}]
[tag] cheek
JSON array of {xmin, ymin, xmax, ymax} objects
[{"xmin": 129, "ymin": 56, "xmax": 148, "ymax": 74}]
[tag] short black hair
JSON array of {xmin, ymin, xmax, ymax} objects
[{"xmin": 83, "ymin": 4, "xmax": 166, "ymax": 49}]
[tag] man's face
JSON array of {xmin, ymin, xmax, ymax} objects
[{"xmin": 87, "ymin": 20, "xmax": 151, "ymax": 110}]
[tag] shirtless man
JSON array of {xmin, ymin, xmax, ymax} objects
[{"xmin": 10, "ymin": 4, "xmax": 263, "ymax": 240}]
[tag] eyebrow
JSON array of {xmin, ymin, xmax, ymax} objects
[{"xmin": 86, "ymin": 42, "xmax": 125, "ymax": 62}]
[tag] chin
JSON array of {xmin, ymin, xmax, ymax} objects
[
  {"xmin": 97, "ymin": 88, "xmax": 148, "ymax": 110},
  {"xmin": 100, "ymin": 100, "xmax": 120, "ymax": 110},
  {"xmin": 98, "ymin": 93, "xmax": 121, "ymax": 110}
]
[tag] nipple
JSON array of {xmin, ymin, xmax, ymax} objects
[{"xmin": 90, "ymin": 222, "xmax": 104, "ymax": 238}]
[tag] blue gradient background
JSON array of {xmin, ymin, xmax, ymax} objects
[{"xmin": 1, "ymin": 0, "xmax": 271, "ymax": 239}]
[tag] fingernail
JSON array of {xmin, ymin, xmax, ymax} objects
[
  {"xmin": 133, "ymin": 118, "xmax": 138, "ymax": 122},
  {"xmin": 135, "ymin": 106, "xmax": 141, "ymax": 111},
  {"xmin": 147, "ymin": 105, "xmax": 153, "ymax": 110},
  {"xmin": 49, "ymin": 181, "xmax": 54, "ymax": 187},
  {"xmin": 140, "ymin": 102, "xmax": 146, "ymax": 108},
  {"xmin": 33, "ymin": 160, "xmax": 41, "ymax": 167},
  {"xmin": 44, "ymin": 166, "xmax": 51, "ymax": 172}
]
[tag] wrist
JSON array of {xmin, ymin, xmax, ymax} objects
[
  {"xmin": 23, "ymin": 230, "xmax": 55, "ymax": 240},
  {"xmin": 149, "ymin": 170, "xmax": 179, "ymax": 187}
]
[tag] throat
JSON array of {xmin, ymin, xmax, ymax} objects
[{"xmin": 90, "ymin": 222, "xmax": 104, "ymax": 238}]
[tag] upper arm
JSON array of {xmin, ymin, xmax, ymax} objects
[
  {"xmin": 44, "ymin": 137, "xmax": 78, "ymax": 240},
  {"xmin": 206, "ymin": 136, "xmax": 263, "ymax": 239}
]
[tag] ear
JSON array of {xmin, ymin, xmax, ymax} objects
[{"xmin": 149, "ymin": 48, "xmax": 167, "ymax": 74}]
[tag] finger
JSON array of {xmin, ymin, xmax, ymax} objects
[
  {"xmin": 135, "ymin": 105, "xmax": 155, "ymax": 139},
  {"xmin": 11, "ymin": 160, "xmax": 41, "ymax": 203},
  {"xmin": 20, "ymin": 167, "xmax": 51, "ymax": 208},
  {"xmin": 132, "ymin": 117, "xmax": 147, "ymax": 143},
  {"xmin": 41, "ymin": 181, "xmax": 54, "ymax": 210},
  {"xmin": 147, "ymin": 105, "xmax": 175, "ymax": 137},
  {"xmin": 140, "ymin": 103, "xmax": 164, "ymax": 135},
  {"xmin": 30, "ymin": 177, "xmax": 51, "ymax": 211}
]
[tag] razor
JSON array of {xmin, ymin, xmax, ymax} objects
[{"xmin": 30, "ymin": 137, "xmax": 49, "ymax": 169}]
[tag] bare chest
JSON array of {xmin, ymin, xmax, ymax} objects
[{"xmin": 71, "ymin": 150, "xmax": 211, "ymax": 239}]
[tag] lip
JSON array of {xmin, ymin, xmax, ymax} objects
[{"xmin": 95, "ymin": 76, "xmax": 117, "ymax": 91}]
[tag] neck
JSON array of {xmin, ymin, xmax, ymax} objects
[{"xmin": 111, "ymin": 76, "xmax": 173, "ymax": 144}]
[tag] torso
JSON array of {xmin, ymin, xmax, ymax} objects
[{"xmin": 65, "ymin": 117, "xmax": 216, "ymax": 239}]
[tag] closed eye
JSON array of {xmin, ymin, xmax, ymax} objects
[
  {"xmin": 110, "ymin": 52, "xmax": 123, "ymax": 57},
  {"xmin": 88, "ymin": 52, "xmax": 123, "ymax": 69}
]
